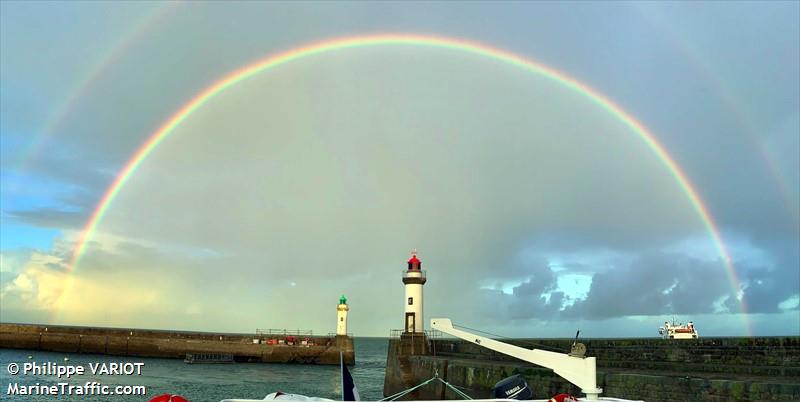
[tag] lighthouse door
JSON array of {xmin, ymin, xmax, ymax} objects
[{"xmin": 405, "ymin": 313, "xmax": 415, "ymax": 333}]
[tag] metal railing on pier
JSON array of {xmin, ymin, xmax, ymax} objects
[
  {"xmin": 255, "ymin": 329, "xmax": 313, "ymax": 336},
  {"xmin": 388, "ymin": 329, "xmax": 442, "ymax": 356},
  {"xmin": 389, "ymin": 329, "xmax": 442, "ymax": 339}
]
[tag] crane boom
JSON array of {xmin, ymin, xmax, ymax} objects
[{"xmin": 430, "ymin": 318, "xmax": 602, "ymax": 400}]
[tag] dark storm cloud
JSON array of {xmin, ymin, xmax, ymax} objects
[
  {"xmin": 24, "ymin": 153, "xmax": 112, "ymax": 196},
  {"xmin": 736, "ymin": 242, "xmax": 800, "ymax": 313},
  {"xmin": 512, "ymin": 274, "xmax": 555, "ymax": 298},
  {"xmin": 440, "ymin": 252, "xmax": 736, "ymax": 322},
  {"xmin": 441, "ymin": 251, "xmax": 788, "ymax": 323},
  {"xmin": 2, "ymin": 152, "xmax": 111, "ymax": 229},
  {"xmin": 7, "ymin": 208, "xmax": 87, "ymax": 231},
  {"xmin": 508, "ymin": 289, "xmax": 565, "ymax": 320},
  {"xmin": 564, "ymin": 253, "xmax": 746, "ymax": 319},
  {"xmin": 500, "ymin": 259, "xmax": 564, "ymax": 319}
]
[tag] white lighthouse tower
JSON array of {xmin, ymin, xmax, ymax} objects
[
  {"xmin": 336, "ymin": 295, "xmax": 349, "ymax": 336},
  {"xmin": 402, "ymin": 250, "xmax": 427, "ymax": 333}
]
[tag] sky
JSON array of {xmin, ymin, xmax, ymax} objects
[{"xmin": 1, "ymin": 1, "xmax": 798, "ymax": 338}]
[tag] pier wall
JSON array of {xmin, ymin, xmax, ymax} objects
[
  {"xmin": 0, "ymin": 323, "xmax": 354, "ymax": 365},
  {"xmin": 385, "ymin": 336, "xmax": 800, "ymax": 401}
]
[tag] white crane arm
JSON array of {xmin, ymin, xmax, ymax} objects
[{"xmin": 430, "ymin": 318, "xmax": 602, "ymax": 400}]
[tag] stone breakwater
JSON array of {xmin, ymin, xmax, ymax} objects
[
  {"xmin": 384, "ymin": 336, "xmax": 800, "ymax": 401},
  {"xmin": 0, "ymin": 323, "xmax": 354, "ymax": 365}
]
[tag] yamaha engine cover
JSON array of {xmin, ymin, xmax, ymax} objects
[{"xmin": 491, "ymin": 374, "xmax": 533, "ymax": 400}]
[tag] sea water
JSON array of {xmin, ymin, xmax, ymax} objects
[{"xmin": 0, "ymin": 338, "xmax": 388, "ymax": 402}]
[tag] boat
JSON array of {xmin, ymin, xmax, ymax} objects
[
  {"xmin": 220, "ymin": 318, "xmax": 643, "ymax": 402},
  {"xmin": 658, "ymin": 319, "xmax": 698, "ymax": 339},
  {"xmin": 184, "ymin": 352, "xmax": 234, "ymax": 364}
]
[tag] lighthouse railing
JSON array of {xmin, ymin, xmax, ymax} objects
[{"xmin": 402, "ymin": 269, "xmax": 427, "ymax": 278}]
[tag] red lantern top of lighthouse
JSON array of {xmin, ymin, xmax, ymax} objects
[{"xmin": 407, "ymin": 249, "xmax": 421, "ymax": 270}]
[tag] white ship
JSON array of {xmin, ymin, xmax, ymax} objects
[{"xmin": 658, "ymin": 319, "xmax": 698, "ymax": 339}]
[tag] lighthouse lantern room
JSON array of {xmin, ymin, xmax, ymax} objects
[{"xmin": 402, "ymin": 250, "xmax": 427, "ymax": 333}]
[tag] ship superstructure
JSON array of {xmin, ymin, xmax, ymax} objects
[{"xmin": 658, "ymin": 319, "xmax": 698, "ymax": 339}]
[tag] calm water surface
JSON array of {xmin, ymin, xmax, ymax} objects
[{"xmin": 0, "ymin": 338, "xmax": 388, "ymax": 402}]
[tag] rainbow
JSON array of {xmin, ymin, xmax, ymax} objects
[
  {"xmin": 61, "ymin": 34, "xmax": 750, "ymax": 334},
  {"xmin": 639, "ymin": 8, "xmax": 798, "ymax": 230}
]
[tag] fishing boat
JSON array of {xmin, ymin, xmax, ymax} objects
[{"xmin": 221, "ymin": 318, "xmax": 643, "ymax": 402}]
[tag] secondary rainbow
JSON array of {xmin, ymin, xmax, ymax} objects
[
  {"xmin": 62, "ymin": 34, "xmax": 750, "ymax": 334},
  {"xmin": 12, "ymin": 1, "xmax": 181, "ymax": 176}
]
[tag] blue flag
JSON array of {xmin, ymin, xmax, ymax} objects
[{"xmin": 340, "ymin": 352, "xmax": 360, "ymax": 401}]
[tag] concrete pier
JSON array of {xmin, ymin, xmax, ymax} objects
[
  {"xmin": 384, "ymin": 335, "xmax": 800, "ymax": 401},
  {"xmin": 0, "ymin": 323, "xmax": 354, "ymax": 365}
]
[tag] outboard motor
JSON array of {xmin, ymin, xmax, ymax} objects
[{"xmin": 491, "ymin": 374, "xmax": 533, "ymax": 400}]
